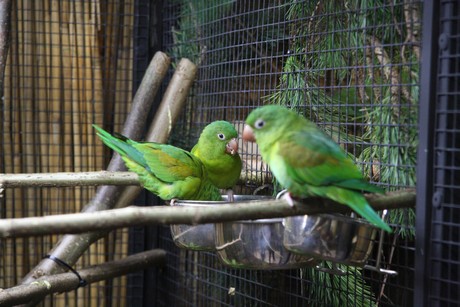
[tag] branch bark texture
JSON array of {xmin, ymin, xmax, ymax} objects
[
  {"xmin": 0, "ymin": 249, "xmax": 166, "ymax": 306},
  {"xmin": 0, "ymin": 189, "xmax": 415, "ymax": 238}
]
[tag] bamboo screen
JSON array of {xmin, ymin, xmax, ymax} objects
[{"xmin": 1, "ymin": 1, "xmax": 135, "ymax": 305}]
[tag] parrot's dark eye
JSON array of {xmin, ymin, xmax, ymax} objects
[
  {"xmin": 254, "ymin": 119, "xmax": 265, "ymax": 129},
  {"xmin": 217, "ymin": 133, "xmax": 226, "ymax": 140}
]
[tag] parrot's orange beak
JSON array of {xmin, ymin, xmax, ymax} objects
[
  {"xmin": 242, "ymin": 125, "xmax": 256, "ymax": 142},
  {"xmin": 226, "ymin": 138, "xmax": 239, "ymax": 155}
]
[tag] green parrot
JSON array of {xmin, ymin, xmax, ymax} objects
[
  {"xmin": 94, "ymin": 121, "xmax": 241, "ymax": 202},
  {"xmin": 242, "ymin": 105, "xmax": 391, "ymax": 232},
  {"xmin": 191, "ymin": 120, "xmax": 242, "ymax": 200}
]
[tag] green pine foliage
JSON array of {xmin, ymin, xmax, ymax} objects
[
  {"xmin": 266, "ymin": 0, "xmax": 418, "ymax": 238},
  {"xmin": 302, "ymin": 263, "xmax": 376, "ymax": 307},
  {"xmin": 170, "ymin": 0, "xmax": 234, "ymax": 65},
  {"xmin": 265, "ymin": 1, "xmax": 419, "ymax": 305}
]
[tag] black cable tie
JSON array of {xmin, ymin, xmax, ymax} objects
[{"xmin": 43, "ymin": 255, "xmax": 88, "ymax": 288}]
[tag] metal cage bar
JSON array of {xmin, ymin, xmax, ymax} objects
[{"xmin": 416, "ymin": 0, "xmax": 460, "ymax": 306}]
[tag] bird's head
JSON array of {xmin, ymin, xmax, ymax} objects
[
  {"xmin": 198, "ymin": 120, "xmax": 239, "ymax": 156},
  {"xmin": 243, "ymin": 105, "xmax": 291, "ymax": 144}
]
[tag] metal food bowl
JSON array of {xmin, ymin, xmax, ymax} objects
[
  {"xmin": 215, "ymin": 217, "xmax": 318, "ymax": 270},
  {"xmin": 283, "ymin": 214, "xmax": 377, "ymax": 266},
  {"xmin": 169, "ymin": 195, "xmax": 271, "ymax": 251}
]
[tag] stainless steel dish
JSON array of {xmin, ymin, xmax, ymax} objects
[
  {"xmin": 169, "ymin": 195, "xmax": 271, "ymax": 251},
  {"xmin": 215, "ymin": 218, "xmax": 318, "ymax": 269},
  {"xmin": 283, "ymin": 213, "xmax": 377, "ymax": 266}
]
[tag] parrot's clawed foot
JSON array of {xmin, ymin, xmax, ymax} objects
[
  {"xmin": 276, "ymin": 189, "xmax": 295, "ymax": 207},
  {"xmin": 226, "ymin": 189, "xmax": 235, "ymax": 202},
  {"xmin": 170, "ymin": 198, "xmax": 178, "ymax": 206}
]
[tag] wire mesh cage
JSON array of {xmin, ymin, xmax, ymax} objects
[
  {"xmin": 1, "ymin": 0, "xmax": 458, "ymax": 306},
  {"xmin": 157, "ymin": 0, "xmax": 420, "ymax": 306}
]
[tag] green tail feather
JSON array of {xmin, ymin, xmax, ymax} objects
[
  {"xmin": 318, "ymin": 186, "xmax": 392, "ymax": 233},
  {"xmin": 93, "ymin": 125, "xmax": 147, "ymax": 168},
  {"xmin": 94, "ymin": 124, "xmax": 172, "ymax": 198},
  {"xmin": 337, "ymin": 178, "xmax": 385, "ymax": 194},
  {"xmin": 350, "ymin": 196, "xmax": 392, "ymax": 233}
]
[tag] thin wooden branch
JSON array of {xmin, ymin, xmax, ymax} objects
[
  {"xmin": 0, "ymin": 171, "xmax": 139, "ymax": 188},
  {"xmin": 144, "ymin": 57, "xmax": 198, "ymax": 143},
  {"xmin": 0, "ymin": 249, "xmax": 166, "ymax": 306},
  {"xmin": 0, "ymin": 169, "xmax": 258, "ymax": 189},
  {"xmin": 0, "ymin": 189, "xmax": 415, "ymax": 238}
]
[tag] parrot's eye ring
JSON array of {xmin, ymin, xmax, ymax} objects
[
  {"xmin": 217, "ymin": 133, "xmax": 226, "ymax": 140},
  {"xmin": 254, "ymin": 119, "xmax": 265, "ymax": 129}
]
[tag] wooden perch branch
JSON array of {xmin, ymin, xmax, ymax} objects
[
  {"xmin": 0, "ymin": 189, "xmax": 415, "ymax": 238},
  {"xmin": 0, "ymin": 171, "xmax": 139, "ymax": 188},
  {"xmin": 0, "ymin": 249, "xmax": 166, "ymax": 306}
]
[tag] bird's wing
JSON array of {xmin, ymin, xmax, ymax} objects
[
  {"xmin": 277, "ymin": 129, "xmax": 382, "ymax": 193},
  {"xmin": 132, "ymin": 142, "xmax": 206, "ymax": 184}
]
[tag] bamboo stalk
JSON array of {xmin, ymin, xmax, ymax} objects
[
  {"xmin": 81, "ymin": 3, "xmax": 106, "ymax": 304},
  {"xmin": 118, "ymin": 229, "xmax": 129, "ymax": 305},
  {"xmin": 102, "ymin": 0, "xmax": 119, "ymax": 125},
  {"xmin": 113, "ymin": 2, "xmax": 134, "ymax": 304},
  {"xmin": 48, "ymin": 2, "xmax": 65, "ymax": 270},
  {"xmin": 60, "ymin": 0, "xmax": 73, "ymax": 180},
  {"xmin": 117, "ymin": 0, "xmax": 134, "ymax": 129},
  {"xmin": 55, "ymin": 8, "xmax": 73, "ymax": 306},
  {"xmin": 5, "ymin": 0, "xmax": 18, "ymax": 285},
  {"xmin": 69, "ymin": 0, "xmax": 83, "ymax": 212},
  {"xmin": 60, "ymin": 0, "xmax": 72, "ymax": 173},
  {"xmin": 19, "ymin": 0, "xmax": 36, "ymax": 288},
  {"xmin": 0, "ymin": 189, "xmax": 416, "ymax": 238},
  {"xmin": 60, "ymin": 4, "xmax": 73, "ymax": 276},
  {"xmin": 35, "ymin": 1, "xmax": 51, "ymax": 280},
  {"xmin": 1, "ymin": 0, "xmax": 14, "ymax": 290},
  {"xmin": 64, "ymin": 6, "xmax": 86, "ymax": 306},
  {"xmin": 36, "ymin": 0, "xmax": 50, "ymax": 176},
  {"xmin": 0, "ymin": 0, "xmax": 11, "ymax": 93},
  {"xmin": 0, "ymin": 249, "xmax": 167, "ymax": 306},
  {"xmin": 3, "ymin": 7, "xmax": 13, "ymax": 291}
]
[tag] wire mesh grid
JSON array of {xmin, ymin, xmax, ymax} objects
[
  {"xmin": 426, "ymin": 0, "xmax": 460, "ymax": 305},
  {"xmin": 159, "ymin": 0, "xmax": 421, "ymax": 306}
]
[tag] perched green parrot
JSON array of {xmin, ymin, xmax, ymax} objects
[
  {"xmin": 191, "ymin": 120, "xmax": 242, "ymax": 200},
  {"xmin": 94, "ymin": 121, "xmax": 241, "ymax": 202},
  {"xmin": 242, "ymin": 105, "xmax": 391, "ymax": 232}
]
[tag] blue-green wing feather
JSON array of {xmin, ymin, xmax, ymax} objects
[
  {"xmin": 277, "ymin": 129, "xmax": 384, "ymax": 194},
  {"xmin": 93, "ymin": 125, "xmax": 221, "ymax": 201}
]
